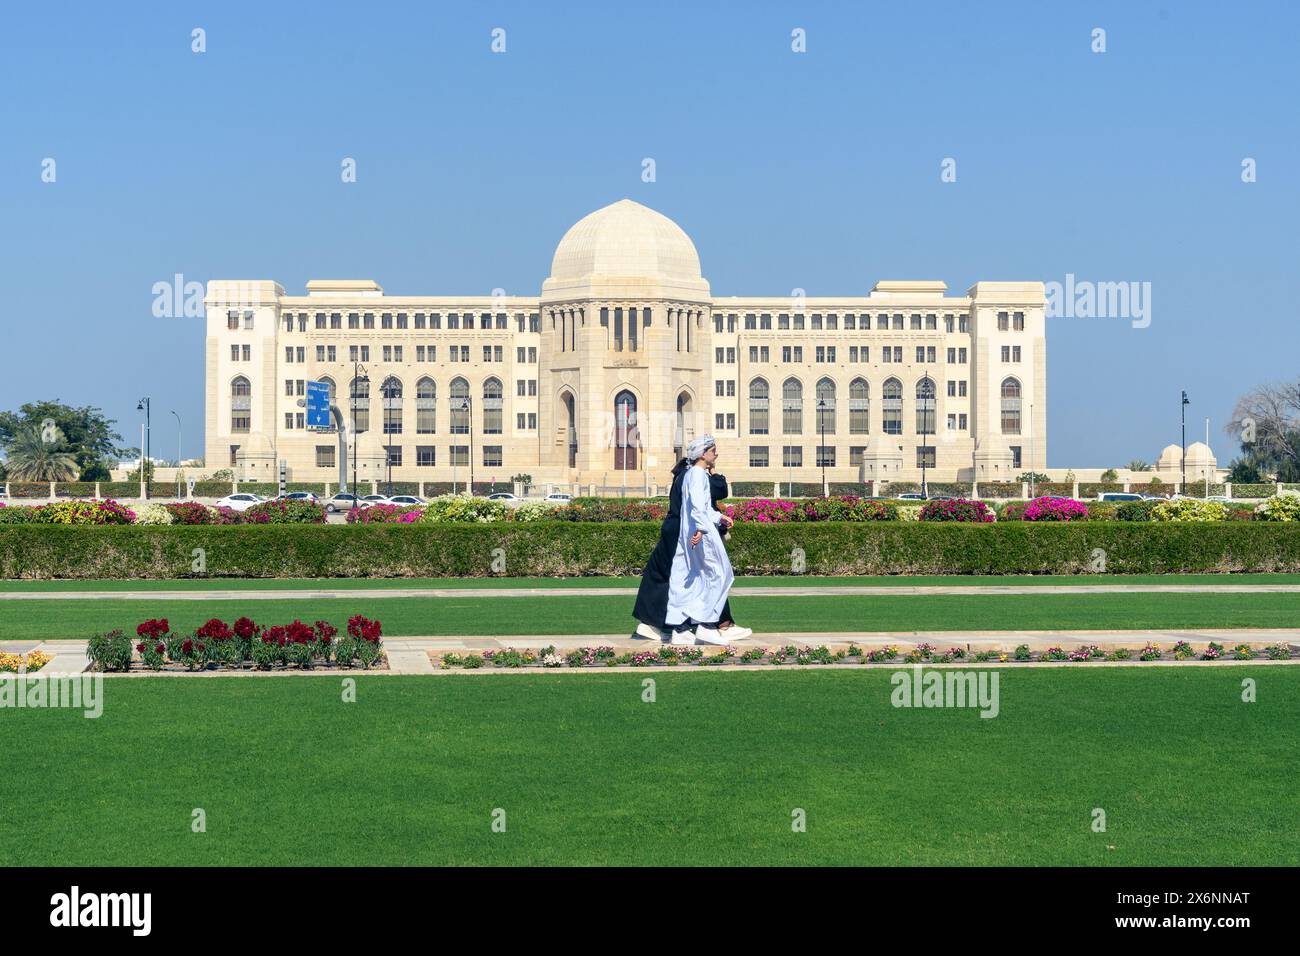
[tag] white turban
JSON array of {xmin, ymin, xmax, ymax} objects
[{"xmin": 685, "ymin": 434, "xmax": 717, "ymax": 462}]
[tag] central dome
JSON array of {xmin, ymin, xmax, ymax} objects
[{"xmin": 549, "ymin": 199, "xmax": 702, "ymax": 281}]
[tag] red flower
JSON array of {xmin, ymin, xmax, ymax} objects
[
  {"xmin": 136, "ymin": 642, "xmax": 146, "ymax": 653},
  {"xmin": 136, "ymin": 618, "xmax": 170, "ymax": 639},
  {"xmin": 196, "ymin": 618, "xmax": 232, "ymax": 641},
  {"xmin": 233, "ymin": 617, "xmax": 258, "ymax": 639},
  {"xmin": 156, "ymin": 642, "xmax": 166, "ymax": 654},
  {"xmin": 181, "ymin": 638, "xmax": 194, "ymax": 655},
  {"xmin": 286, "ymin": 620, "xmax": 315, "ymax": 644},
  {"xmin": 314, "ymin": 620, "xmax": 337, "ymax": 643},
  {"xmin": 347, "ymin": 614, "xmax": 382, "ymax": 642}
]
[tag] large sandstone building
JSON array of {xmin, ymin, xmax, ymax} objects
[{"xmin": 205, "ymin": 199, "xmax": 1046, "ymax": 491}]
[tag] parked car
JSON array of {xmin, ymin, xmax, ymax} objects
[
  {"xmin": 215, "ymin": 493, "xmax": 265, "ymax": 512},
  {"xmin": 277, "ymin": 491, "xmax": 318, "ymax": 503},
  {"xmin": 895, "ymin": 493, "xmax": 926, "ymax": 501},
  {"xmin": 361, "ymin": 494, "xmax": 390, "ymax": 504},
  {"xmin": 324, "ymin": 493, "xmax": 370, "ymax": 513},
  {"xmin": 487, "ymin": 492, "xmax": 520, "ymax": 501},
  {"xmin": 386, "ymin": 495, "xmax": 426, "ymax": 506},
  {"xmin": 543, "ymin": 493, "xmax": 572, "ymax": 503},
  {"xmin": 1097, "ymin": 492, "xmax": 1143, "ymax": 502}
]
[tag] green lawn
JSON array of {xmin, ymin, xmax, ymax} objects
[
  {"xmin": 2, "ymin": 591, "xmax": 1299, "ymax": 641},
  {"xmin": 3, "ymin": 669, "xmax": 1295, "ymax": 865},
  {"xmin": 1, "ymin": 572, "xmax": 1298, "ymax": 592}
]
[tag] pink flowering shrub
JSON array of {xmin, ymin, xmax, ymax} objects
[
  {"xmin": 1022, "ymin": 497, "xmax": 1089, "ymax": 522},
  {"xmin": 918, "ymin": 498, "xmax": 994, "ymax": 522},
  {"xmin": 347, "ymin": 504, "xmax": 424, "ymax": 524},
  {"xmin": 728, "ymin": 498, "xmax": 802, "ymax": 523}
]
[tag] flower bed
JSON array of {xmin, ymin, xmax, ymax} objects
[
  {"xmin": 434, "ymin": 640, "xmax": 1296, "ymax": 669},
  {"xmin": 86, "ymin": 615, "xmax": 385, "ymax": 672},
  {"xmin": 0, "ymin": 650, "xmax": 52, "ymax": 672}
]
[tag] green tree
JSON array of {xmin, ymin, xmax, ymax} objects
[
  {"xmin": 0, "ymin": 401, "xmax": 124, "ymax": 477},
  {"xmin": 1126, "ymin": 459, "xmax": 1151, "ymax": 472},
  {"xmin": 1100, "ymin": 468, "xmax": 1119, "ymax": 482},
  {"xmin": 1, "ymin": 423, "xmax": 79, "ymax": 481}
]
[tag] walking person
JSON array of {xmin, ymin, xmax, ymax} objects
[
  {"xmin": 631, "ymin": 456, "xmax": 691, "ymax": 641},
  {"xmin": 664, "ymin": 435, "xmax": 738, "ymax": 645}
]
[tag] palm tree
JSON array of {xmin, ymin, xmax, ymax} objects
[
  {"xmin": 1126, "ymin": 458, "xmax": 1152, "ymax": 472},
  {"xmin": 2, "ymin": 424, "xmax": 79, "ymax": 481}
]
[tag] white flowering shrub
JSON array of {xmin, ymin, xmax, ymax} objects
[
  {"xmin": 133, "ymin": 503, "xmax": 175, "ymax": 525},
  {"xmin": 1254, "ymin": 490, "xmax": 1300, "ymax": 522}
]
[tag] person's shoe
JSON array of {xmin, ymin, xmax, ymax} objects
[
  {"xmin": 635, "ymin": 623, "xmax": 667, "ymax": 642},
  {"xmin": 693, "ymin": 626, "xmax": 730, "ymax": 645},
  {"xmin": 720, "ymin": 624, "xmax": 753, "ymax": 640},
  {"xmin": 669, "ymin": 629, "xmax": 696, "ymax": 646}
]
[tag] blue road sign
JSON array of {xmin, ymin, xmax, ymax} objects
[{"xmin": 306, "ymin": 381, "xmax": 331, "ymax": 428}]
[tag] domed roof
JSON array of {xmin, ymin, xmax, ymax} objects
[{"xmin": 549, "ymin": 199, "xmax": 702, "ymax": 282}]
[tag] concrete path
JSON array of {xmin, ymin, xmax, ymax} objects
[{"xmin": 4, "ymin": 583, "xmax": 1300, "ymax": 601}]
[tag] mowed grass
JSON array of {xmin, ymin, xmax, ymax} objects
[
  {"xmin": 2, "ymin": 591, "xmax": 1299, "ymax": 641},
  {"xmin": 3, "ymin": 668, "xmax": 1296, "ymax": 866},
  {"xmin": 1, "ymin": 572, "xmax": 1299, "ymax": 592}
]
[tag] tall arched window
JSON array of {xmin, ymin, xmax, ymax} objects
[
  {"xmin": 483, "ymin": 377, "xmax": 503, "ymax": 434},
  {"xmin": 1001, "ymin": 377, "xmax": 1022, "ymax": 435},
  {"xmin": 882, "ymin": 378, "xmax": 903, "ymax": 435},
  {"xmin": 416, "ymin": 377, "xmax": 436, "ymax": 434},
  {"xmin": 849, "ymin": 378, "xmax": 870, "ymax": 434},
  {"xmin": 748, "ymin": 378, "xmax": 769, "ymax": 435},
  {"xmin": 230, "ymin": 376, "xmax": 250, "ymax": 433},
  {"xmin": 381, "ymin": 376, "xmax": 403, "ymax": 435},
  {"xmin": 782, "ymin": 378, "xmax": 803, "ymax": 435},
  {"xmin": 915, "ymin": 377, "xmax": 935, "ymax": 435},
  {"xmin": 614, "ymin": 390, "xmax": 638, "ymax": 470},
  {"xmin": 816, "ymin": 377, "xmax": 836, "ymax": 435},
  {"xmin": 349, "ymin": 377, "xmax": 370, "ymax": 433},
  {"xmin": 561, "ymin": 390, "xmax": 577, "ymax": 467},
  {"xmin": 450, "ymin": 377, "xmax": 469, "ymax": 434}
]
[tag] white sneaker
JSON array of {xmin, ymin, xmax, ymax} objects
[
  {"xmin": 719, "ymin": 624, "xmax": 753, "ymax": 640},
  {"xmin": 635, "ymin": 623, "xmax": 667, "ymax": 642},
  {"xmin": 693, "ymin": 626, "xmax": 730, "ymax": 645},
  {"xmin": 669, "ymin": 629, "xmax": 696, "ymax": 646}
]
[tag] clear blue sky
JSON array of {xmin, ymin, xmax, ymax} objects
[{"xmin": 2, "ymin": 0, "xmax": 1296, "ymax": 466}]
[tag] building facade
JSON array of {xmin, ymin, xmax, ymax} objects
[{"xmin": 204, "ymin": 199, "xmax": 1047, "ymax": 490}]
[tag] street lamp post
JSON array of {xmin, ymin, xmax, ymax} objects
[
  {"xmin": 1181, "ymin": 390, "xmax": 1190, "ymax": 491},
  {"xmin": 136, "ymin": 397, "xmax": 151, "ymax": 484},
  {"xmin": 920, "ymin": 373, "xmax": 933, "ymax": 499},
  {"xmin": 351, "ymin": 362, "xmax": 368, "ymax": 506},
  {"xmin": 817, "ymin": 397, "xmax": 827, "ymax": 496},
  {"xmin": 465, "ymin": 397, "xmax": 474, "ymax": 492},
  {"xmin": 383, "ymin": 380, "xmax": 393, "ymax": 497}
]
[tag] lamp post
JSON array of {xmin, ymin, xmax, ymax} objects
[
  {"xmin": 920, "ymin": 373, "xmax": 933, "ymax": 499},
  {"xmin": 351, "ymin": 362, "xmax": 368, "ymax": 505},
  {"xmin": 817, "ymin": 397, "xmax": 827, "ymax": 497},
  {"xmin": 1205, "ymin": 417, "xmax": 1211, "ymax": 498},
  {"xmin": 170, "ymin": 410, "xmax": 181, "ymax": 497},
  {"xmin": 383, "ymin": 379, "xmax": 394, "ymax": 497},
  {"xmin": 462, "ymin": 397, "xmax": 474, "ymax": 493},
  {"xmin": 136, "ymin": 397, "xmax": 151, "ymax": 484},
  {"xmin": 1181, "ymin": 390, "xmax": 1190, "ymax": 491}
]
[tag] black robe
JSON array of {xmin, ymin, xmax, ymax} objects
[{"xmin": 633, "ymin": 462, "xmax": 733, "ymax": 630}]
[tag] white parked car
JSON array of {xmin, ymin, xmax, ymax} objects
[
  {"xmin": 543, "ymin": 493, "xmax": 572, "ymax": 503},
  {"xmin": 386, "ymin": 495, "xmax": 426, "ymax": 506},
  {"xmin": 361, "ymin": 494, "xmax": 391, "ymax": 505},
  {"xmin": 277, "ymin": 491, "xmax": 318, "ymax": 503},
  {"xmin": 215, "ymin": 493, "xmax": 265, "ymax": 512},
  {"xmin": 487, "ymin": 492, "xmax": 520, "ymax": 501},
  {"xmin": 1097, "ymin": 492, "xmax": 1143, "ymax": 502}
]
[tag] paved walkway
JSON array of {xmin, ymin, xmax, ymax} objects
[
  {"xmin": 8, "ymin": 629, "xmax": 1296, "ymax": 675},
  {"xmin": 4, "ymin": 583, "xmax": 1300, "ymax": 601}
]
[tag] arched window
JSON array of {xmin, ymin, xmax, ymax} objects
[
  {"xmin": 1001, "ymin": 377, "xmax": 1022, "ymax": 435},
  {"xmin": 849, "ymin": 378, "xmax": 870, "ymax": 435},
  {"xmin": 614, "ymin": 389, "xmax": 638, "ymax": 470},
  {"xmin": 381, "ymin": 376, "xmax": 403, "ymax": 435},
  {"xmin": 674, "ymin": 391, "xmax": 693, "ymax": 460},
  {"xmin": 816, "ymin": 377, "xmax": 836, "ymax": 435},
  {"xmin": 416, "ymin": 377, "xmax": 436, "ymax": 434},
  {"xmin": 483, "ymin": 377, "xmax": 503, "ymax": 434},
  {"xmin": 349, "ymin": 377, "xmax": 370, "ymax": 433},
  {"xmin": 318, "ymin": 376, "xmax": 336, "ymax": 407},
  {"xmin": 230, "ymin": 376, "xmax": 250, "ymax": 433},
  {"xmin": 450, "ymin": 377, "xmax": 469, "ymax": 434},
  {"xmin": 782, "ymin": 378, "xmax": 803, "ymax": 435},
  {"xmin": 915, "ymin": 377, "xmax": 935, "ymax": 435},
  {"xmin": 748, "ymin": 378, "xmax": 769, "ymax": 435},
  {"xmin": 561, "ymin": 390, "xmax": 577, "ymax": 467},
  {"xmin": 882, "ymin": 378, "xmax": 903, "ymax": 435}
]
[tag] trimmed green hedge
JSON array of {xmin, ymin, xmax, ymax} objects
[{"xmin": 2, "ymin": 522, "xmax": 1299, "ymax": 578}]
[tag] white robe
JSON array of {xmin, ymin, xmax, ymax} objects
[{"xmin": 664, "ymin": 465, "xmax": 735, "ymax": 626}]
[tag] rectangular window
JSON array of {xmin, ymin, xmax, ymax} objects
[
  {"xmin": 910, "ymin": 314, "xmax": 922, "ymax": 330},
  {"xmin": 350, "ymin": 345, "xmax": 359, "ymax": 362},
  {"xmin": 450, "ymin": 445, "xmax": 469, "ymax": 467},
  {"xmin": 394, "ymin": 346, "xmax": 403, "ymax": 362},
  {"xmin": 782, "ymin": 445, "xmax": 803, "ymax": 468},
  {"xmin": 998, "ymin": 311, "xmax": 1009, "ymax": 331},
  {"xmin": 285, "ymin": 347, "xmax": 293, "ymax": 363},
  {"xmin": 727, "ymin": 413, "xmax": 735, "ymax": 430},
  {"xmin": 230, "ymin": 345, "xmax": 239, "ymax": 361},
  {"xmin": 849, "ymin": 446, "xmax": 866, "ymax": 466},
  {"xmin": 925, "ymin": 313, "xmax": 936, "ymax": 330},
  {"xmin": 1010, "ymin": 445, "xmax": 1022, "ymax": 469},
  {"xmin": 716, "ymin": 413, "xmax": 725, "ymax": 430},
  {"xmin": 385, "ymin": 445, "xmax": 402, "ymax": 467},
  {"xmin": 916, "ymin": 446, "xmax": 936, "ymax": 468},
  {"xmin": 348, "ymin": 312, "xmax": 359, "ymax": 329},
  {"xmin": 416, "ymin": 445, "xmax": 436, "ymax": 467},
  {"xmin": 1012, "ymin": 345, "xmax": 1021, "ymax": 362},
  {"xmin": 316, "ymin": 445, "xmax": 335, "ymax": 468},
  {"xmin": 363, "ymin": 313, "xmax": 375, "ymax": 329},
  {"xmin": 749, "ymin": 446, "xmax": 769, "ymax": 468},
  {"xmin": 284, "ymin": 413, "xmax": 293, "ymax": 430},
  {"xmin": 483, "ymin": 445, "xmax": 503, "ymax": 467},
  {"xmin": 816, "ymin": 446, "xmax": 835, "ymax": 467},
  {"xmin": 382, "ymin": 313, "xmax": 394, "ymax": 330},
  {"xmin": 1013, "ymin": 311, "xmax": 1025, "ymax": 331}
]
